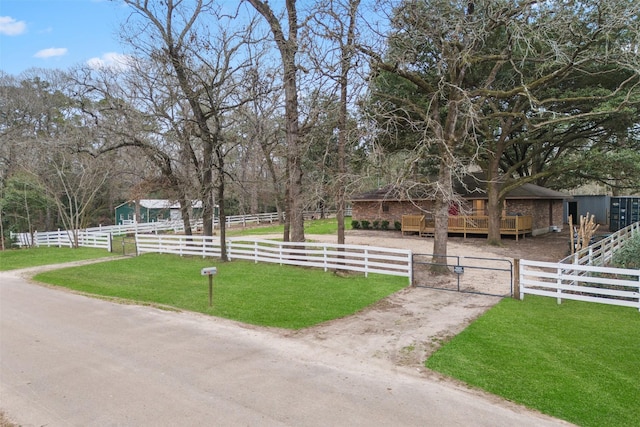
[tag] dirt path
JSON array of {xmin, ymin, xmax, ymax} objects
[{"xmin": 276, "ymin": 229, "xmax": 573, "ymax": 376}]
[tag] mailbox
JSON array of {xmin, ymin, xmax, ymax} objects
[
  {"xmin": 201, "ymin": 267, "xmax": 218, "ymax": 307},
  {"xmin": 201, "ymin": 267, "xmax": 218, "ymax": 276}
]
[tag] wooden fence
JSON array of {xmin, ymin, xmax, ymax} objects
[
  {"xmin": 135, "ymin": 234, "xmax": 412, "ymax": 282},
  {"xmin": 518, "ymin": 259, "xmax": 640, "ymax": 311}
]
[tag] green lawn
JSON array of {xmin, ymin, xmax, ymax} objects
[
  {"xmin": 34, "ymin": 253, "xmax": 406, "ymax": 329},
  {"xmin": 0, "ymin": 246, "xmax": 113, "ymax": 271},
  {"xmin": 426, "ymin": 295, "xmax": 640, "ymax": 427},
  {"xmin": 226, "ymin": 216, "xmax": 352, "ymax": 237}
]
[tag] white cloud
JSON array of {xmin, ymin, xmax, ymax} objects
[
  {"xmin": 0, "ymin": 16, "xmax": 27, "ymax": 36},
  {"xmin": 86, "ymin": 52, "xmax": 134, "ymax": 71},
  {"xmin": 34, "ymin": 47, "xmax": 68, "ymax": 59}
]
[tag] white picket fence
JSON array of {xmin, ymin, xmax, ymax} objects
[
  {"xmin": 10, "ymin": 220, "xmax": 184, "ymax": 248},
  {"xmin": 135, "ymin": 234, "xmax": 412, "ymax": 282},
  {"xmin": 519, "ymin": 259, "xmax": 640, "ymax": 311},
  {"xmin": 9, "ymin": 229, "xmax": 113, "ymax": 251},
  {"xmin": 560, "ymin": 222, "xmax": 640, "ymax": 267},
  {"xmin": 8, "ymin": 209, "xmax": 353, "ymax": 249},
  {"xmin": 136, "ymin": 234, "xmax": 223, "ymax": 258},
  {"xmin": 519, "ymin": 221, "xmax": 640, "ymax": 311}
]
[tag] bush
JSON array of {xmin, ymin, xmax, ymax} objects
[
  {"xmin": 361, "ymin": 220, "xmax": 371, "ymax": 229},
  {"xmin": 372, "ymin": 220, "xmax": 380, "ymax": 229},
  {"xmin": 612, "ymin": 234, "xmax": 640, "ymax": 269},
  {"xmin": 394, "ymin": 221, "xmax": 402, "ymax": 231},
  {"xmin": 351, "ymin": 220, "xmax": 361, "ymax": 229},
  {"xmin": 381, "ymin": 220, "xmax": 389, "ymax": 230}
]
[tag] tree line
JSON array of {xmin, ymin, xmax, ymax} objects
[{"xmin": 1, "ymin": 0, "xmax": 639, "ymax": 259}]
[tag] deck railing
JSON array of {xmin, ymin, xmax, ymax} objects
[{"xmin": 402, "ymin": 215, "xmax": 533, "ymax": 240}]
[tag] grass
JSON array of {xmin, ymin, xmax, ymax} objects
[
  {"xmin": 0, "ymin": 411, "xmax": 18, "ymax": 427},
  {"xmin": 425, "ymin": 295, "xmax": 640, "ymax": 427},
  {"xmin": 34, "ymin": 253, "xmax": 407, "ymax": 329},
  {"xmin": 0, "ymin": 246, "xmax": 113, "ymax": 271},
  {"xmin": 226, "ymin": 217, "xmax": 352, "ymax": 237}
]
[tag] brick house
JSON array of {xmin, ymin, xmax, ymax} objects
[{"xmin": 351, "ymin": 175, "xmax": 569, "ymax": 236}]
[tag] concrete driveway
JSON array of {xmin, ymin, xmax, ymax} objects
[{"xmin": 0, "ymin": 268, "xmax": 571, "ymax": 426}]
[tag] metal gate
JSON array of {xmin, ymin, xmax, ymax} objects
[
  {"xmin": 412, "ymin": 253, "xmax": 513, "ymax": 297},
  {"xmin": 113, "ymin": 236, "xmax": 138, "ymax": 256}
]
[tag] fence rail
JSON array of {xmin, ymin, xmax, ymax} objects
[
  {"xmin": 136, "ymin": 234, "xmax": 223, "ymax": 258},
  {"xmin": 8, "ymin": 210, "xmax": 340, "ymax": 247},
  {"xmin": 519, "ymin": 259, "xmax": 640, "ymax": 311},
  {"xmin": 9, "ymin": 229, "xmax": 113, "ymax": 251},
  {"xmin": 10, "ymin": 221, "xmax": 183, "ymax": 247},
  {"xmin": 135, "ymin": 234, "xmax": 412, "ymax": 282},
  {"xmin": 560, "ymin": 221, "xmax": 640, "ymax": 267}
]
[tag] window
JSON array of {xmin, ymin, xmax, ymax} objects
[{"xmin": 382, "ymin": 203, "xmax": 389, "ymax": 213}]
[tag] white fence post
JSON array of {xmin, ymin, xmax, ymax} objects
[
  {"xmin": 323, "ymin": 246, "xmax": 328, "ymax": 272},
  {"xmin": 556, "ymin": 266, "xmax": 563, "ymax": 304},
  {"xmin": 364, "ymin": 248, "xmax": 369, "ymax": 278},
  {"xmin": 254, "ymin": 241, "xmax": 259, "ymax": 264}
]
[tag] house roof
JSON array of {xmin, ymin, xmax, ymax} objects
[
  {"xmin": 351, "ymin": 174, "xmax": 570, "ymax": 202},
  {"xmin": 115, "ymin": 199, "xmax": 203, "ymax": 209}
]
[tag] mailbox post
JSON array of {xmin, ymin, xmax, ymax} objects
[{"xmin": 201, "ymin": 267, "xmax": 218, "ymax": 307}]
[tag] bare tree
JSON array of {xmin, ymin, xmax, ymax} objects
[
  {"xmin": 35, "ymin": 150, "xmax": 110, "ymax": 247},
  {"xmin": 232, "ymin": 59, "xmax": 287, "ymax": 219},
  {"xmin": 86, "ymin": 0, "xmax": 265, "ymax": 259},
  {"xmin": 310, "ymin": 0, "xmax": 363, "ymax": 244},
  {"xmin": 246, "ymin": 0, "xmax": 307, "ymax": 242}
]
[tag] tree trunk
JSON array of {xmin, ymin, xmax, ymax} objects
[
  {"xmin": 486, "ymin": 179, "xmax": 502, "ymax": 245},
  {"xmin": 283, "ymin": 47, "xmax": 304, "ymax": 243},
  {"xmin": 248, "ymin": 0, "xmax": 305, "ymax": 243},
  {"xmin": 178, "ymin": 195, "xmax": 193, "ymax": 236},
  {"xmin": 216, "ymin": 146, "xmax": 228, "ymax": 261},
  {"xmin": 335, "ymin": 0, "xmax": 360, "ymax": 246},
  {"xmin": 485, "ymin": 128, "xmax": 507, "ymax": 244},
  {"xmin": 202, "ymin": 138, "xmax": 215, "ymax": 237},
  {"xmin": 432, "ymin": 161, "xmax": 451, "ymax": 272}
]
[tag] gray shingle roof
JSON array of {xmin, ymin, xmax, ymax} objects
[{"xmin": 351, "ymin": 174, "xmax": 570, "ymax": 201}]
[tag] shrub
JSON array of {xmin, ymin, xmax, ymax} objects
[
  {"xmin": 394, "ymin": 221, "xmax": 402, "ymax": 231},
  {"xmin": 351, "ymin": 220, "xmax": 361, "ymax": 229},
  {"xmin": 381, "ymin": 220, "xmax": 389, "ymax": 230},
  {"xmin": 612, "ymin": 234, "xmax": 640, "ymax": 269},
  {"xmin": 372, "ymin": 220, "xmax": 380, "ymax": 229},
  {"xmin": 361, "ymin": 220, "xmax": 371, "ymax": 229}
]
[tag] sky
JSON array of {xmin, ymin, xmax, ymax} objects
[{"xmin": 0, "ymin": 0, "xmax": 130, "ymax": 76}]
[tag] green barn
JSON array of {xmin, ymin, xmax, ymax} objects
[{"xmin": 114, "ymin": 199, "xmax": 204, "ymax": 225}]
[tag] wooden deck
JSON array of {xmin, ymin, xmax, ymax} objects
[{"xmin": 401, "ymin": 215, "xmax": 533, "ymax": 241}]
